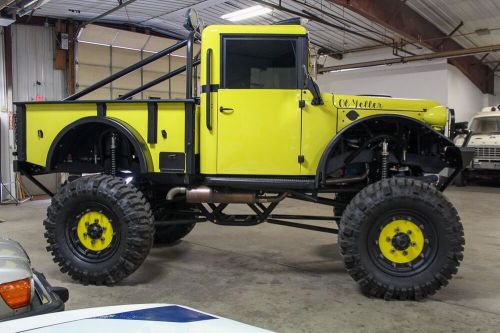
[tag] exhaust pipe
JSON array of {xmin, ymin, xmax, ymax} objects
[
  {"xmin": 166, "ymin": 186, "xmax": 286, "ymax": 204},
  {"xmin": 166, "ymin": 187, "xmax": 186, "ymax": 200},
  {"xmin": 186, "ymin": 186, "xmax": 255, "ymax": 203}
]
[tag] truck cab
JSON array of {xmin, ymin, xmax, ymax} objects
[
  {"xmin": 199, "ymin": 24, "xmax": 451, "ymax": 180},
  {"xmin": 454, "ymin": 105, "xmax": 500, "ymax": 184}
]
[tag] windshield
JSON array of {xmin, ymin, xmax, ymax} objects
[{"xmin": 470, "ymin": 116, "xmax": 500, "ymax": 135}]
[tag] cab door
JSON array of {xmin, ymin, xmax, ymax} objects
[{"xmin": 216, "ymin": 36, "xmax": 303, "ymax": 175}]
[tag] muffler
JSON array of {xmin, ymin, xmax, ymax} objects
[{"xmin": 166, "ymin": 186, "xmax": 286, "ymax": 204}]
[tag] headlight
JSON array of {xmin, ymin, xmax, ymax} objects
[
  {"xmin": 423, "ymin": 106, "xmax": 447, "ymax": 128},
  {"xmin": 454, "ymin": 135, "xmax": 465, "ymax": 146}
]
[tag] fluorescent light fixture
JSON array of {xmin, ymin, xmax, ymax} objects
[
  {"xmin": 23, "ymin": 0, "xmax": 39, "ymax": 9},
  {"xmin": 221, "ymin": 5, "xmax": 272, "ymax": 22},
  {"xmin": 78, "ymin": 40, "xmax": 186, "ymax": 57},
  {"xmin": 78, "ymin": 40, "xmax": 109, "ymax": 47}
]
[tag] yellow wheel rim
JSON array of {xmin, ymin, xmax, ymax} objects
[
  {"xmin": 378, "ymin": 219, "xmax": 424, "ymax": 264},
  {"xmin": 76, "ymin": 211, "xmax": 114, "ymax": 252}
]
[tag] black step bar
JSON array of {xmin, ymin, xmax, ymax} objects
[{"xmin": 204, "ymin": 176, "xmax": 316, "ymax": 190}]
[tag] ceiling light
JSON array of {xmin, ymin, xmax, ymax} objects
[
  {"xmin": 475, "ymin": 28, "xmax": 490, "ymax": 36},
  {"xmin": 221, "ymin": 5, "xmax": 272, "ymax": 22},
  {"xmin": 23, "ymin": 0, "xmax": 39, "ymax": 8}
]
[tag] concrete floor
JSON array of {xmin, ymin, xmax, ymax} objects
[{"xmin": 1, "ymin": 186, "xmax": 500, "ymax": 332}]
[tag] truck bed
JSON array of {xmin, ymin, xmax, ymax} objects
[{"xmin": 15, "ymin": 99, "xmax": 199, "ymax": 175}]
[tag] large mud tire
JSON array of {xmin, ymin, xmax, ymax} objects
[
  {"xmin": 154, "ymin": 224, "xmax": 195, "ymax": 245},
  {"xmin": 339, "ymin": 178, "xmax": 464, "ymax": 300},
  {"xmin": 44, "ymin": 175, "xmax": 154, "ymax": 285}
]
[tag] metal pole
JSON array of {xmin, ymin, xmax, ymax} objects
[
  {"xmin": 109, "ymin": 45, "xmax": 113, "ymax": 99},
  {"xmin": 82, "ymin": 0, "xmax": 140, "ymax": 28},
  {"xmin": 140, "ymin": 50, "xmax": 144, "ymax": 99},
  {"xmin": 320, "ymin": 44, "xmax": 500, "ymax": 73},
  {"xmin": 185, "ymin": 32, "xmax": 194, "ymax": 99},
  {"xmin": 140, "ymin": 35, "xmax": 151, "ymax": 100},
  {"xmin": 168, "ymin": 55, "xmax": 171, "ymax": 99}
]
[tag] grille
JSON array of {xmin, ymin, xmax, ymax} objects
[{"xmin": 473, "ymin": 147, "xmax": 500, "ymax": 159}]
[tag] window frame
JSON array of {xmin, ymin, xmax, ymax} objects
[{"xmin": 220, "ymin": 34, "xmax": 308, "ymax": 90}]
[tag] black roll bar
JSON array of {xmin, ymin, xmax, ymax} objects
[
  {"xmin": 65, "ymin": 38, "xmax": 197, "ymax": 101},
  {"xmin": 185, "ymin": 31, "xmax": 195, "ymax": 99},
  {"xmin": 117, "ymin": 59, "xmax": 201, "ymax": 100}
]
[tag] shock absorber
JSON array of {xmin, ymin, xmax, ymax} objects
[
  {"xmin": 381, "ymin": 139, "xmax": 389, "ymax": 179},
  {"xmin": 110, "ymin": 133, "xmax": 117, "ymax": 176}
]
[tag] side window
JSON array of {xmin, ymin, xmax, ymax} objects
[{"xmin": 223, "ymin": 37, "xmax": 298, "ymax": 89}]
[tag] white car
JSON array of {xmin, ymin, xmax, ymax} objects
[
  {"xmin": 454, "ymin": 105, "xmax": 500, "ymax": 185},
  {"xmin": 0, "ymin": 237, "xmax": 68, "ymax": 321},
  {"xmin": 0, "ymin": 303, "xmax": 273, "ymax": 333}
]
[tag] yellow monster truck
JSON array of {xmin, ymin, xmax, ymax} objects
[{"xmin": 14, "ymin": 10, "xmax": 472, "ymax": 299}]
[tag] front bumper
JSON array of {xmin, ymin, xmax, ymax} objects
[
  {"xmin": 470, "ymin": 159, "xmax": 500, "ymax": 170},
  {"xmin": 0, "ymin": 271, "xmax": 67, "ymax": 322}
]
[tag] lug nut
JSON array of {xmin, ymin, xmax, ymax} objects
[
  {"xmin": 85, "ymin": 221, "xmax": 89, "ymax": 227},
  {"xmin": 402, "ymin": 250, "xmax": 408, "ymax": 256},
  {"xmin": 394, "ymin": 227, "xmax": 400, "ymax": 233},
  {"xmin": 83, "ymin": 232, "xmax": 87, "ymax": 238},
  {"xmin": 101, "ymin": 237, "xmax": 105, "ymax": 242},
  {"xmin": 411, "ymin": 241, "xmax": 417, "ymax": 247},
  {"xmin": 386, "ymin": 237, "xmax": 391, "ymax": 242},
  {"xmin": 390, "ymin": 248, "xmax": 396, "ymax": 254},
  {"xmin": 407, "ymin": 230, "xmax": 412, "ymax": 235}
]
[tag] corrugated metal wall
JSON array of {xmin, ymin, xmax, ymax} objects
[
  {"xmin": 0, "ymin": 28, "xmax": 6, "ymax": 111},
  {"xmin": 12, "ymin": 24, "xmax": 65, "ymax": 101},
  {"xmin": 0, "ymin": 27, "xmax": 12, "ymax": 201},
  {"xmin": 10, "ymin": 24, "xmax": 66, "ymax": 196}
]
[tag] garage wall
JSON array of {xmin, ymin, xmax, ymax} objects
[
  {"xmin": 11, "ymin": 25, "xmax": 66, "ymax": 101},
  {"xmin": 447, "ymin": 64, "xmax": 487, "ymax": 122},
  {"xmin": 317, "ymin": 48, "xmax": 496, "ymax": 122},
  {"xmin": 10, "ymin": 24, "xmax": 66, "ymax": 196},
  {"xmin": 0, "ymin": 27, "xmax": 12, "ymax": 201},
  {"xmin": 0, "ymin": 28, "xmax": 6, "ymax": 111},
  {"xmin": 317, "ymin": 60, "xmax": 449, "ymax": 106}
]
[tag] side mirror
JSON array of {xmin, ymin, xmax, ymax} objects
[
  {"xmin": 305, "ymin": 76, "xmax": 324, "ymax": 106},
  {"xmin": 184, "ymin": 8, "xmax": 203, "ymax": 32},
  {"xmin": 453, "ymin": 121, "xmax": 469, "ymax": 137}
]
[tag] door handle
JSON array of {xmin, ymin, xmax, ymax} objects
[{"xmin": 219, "ymin": 106, "xmax": 234, "ymax": 114}]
